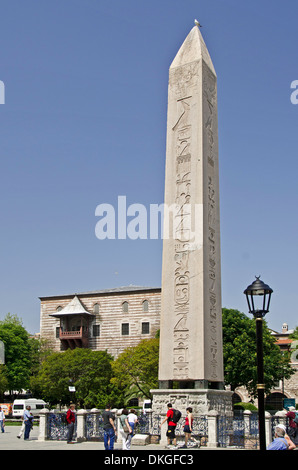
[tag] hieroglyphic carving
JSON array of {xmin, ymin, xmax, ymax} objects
[
  {"xmin": 170, "ymin": 62, "xmax": 199, "ymax": 97},
  {"xmin": 204, "ymin": 61, "xmax": 220, "ymax": 379},
  {"xmin": 203, "ymin": 63, "xmax": 217, "ymax": 168},
  {"xmin": 165, "ymin": 58, "xmax": 221, "ymax": 382},
  {"xmin": 171, "ymin": 81, "xmax": 194, "ymax": 380}
]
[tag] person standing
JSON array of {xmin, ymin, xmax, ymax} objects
[
  {"xmin": 0, "ymin": 407, "xmax": 5, "ymax": 433},
  {"xmin": 23, "ymin": 405, "xmax": 33, "ymax": 440},
  {"xmin": 102, "ymin": 404, "xmax": 117, "ymax": 450},
  {"xmin": 66, "ymin": 404, "xmax": 76, "ymax": 444}
]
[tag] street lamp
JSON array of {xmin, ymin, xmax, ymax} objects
[{"xmin": 244, "ymin": 276, "xmax": 273, "ymax": 451}]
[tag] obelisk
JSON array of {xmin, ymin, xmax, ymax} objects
[{"xmin": 152, "ymin": 24, "xmax": 231, "ymax": 418}]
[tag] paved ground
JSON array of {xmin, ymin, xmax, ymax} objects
[
  {"xmin": 0, "ymin": 426, "xmax": 278, "ymax": 465},
  {"xmin": 0, "ymin": 425, "xmax": 208, "ymax": 451}
]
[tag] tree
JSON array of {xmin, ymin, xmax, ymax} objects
[
  {"xmin": 0, "ymin": 366, "xmax": 8, "ymax": 398},
  {"xmin": 29, "ymin": 337, "xmax": 54, "ymax": 377},
  {"xmin": 222, "ymin": 308, "xmax": 294, "ymax": 397},
  {"xmin": 30, "ymin": 348, "xmax": 117, "ymax": 408},
  {"xmin": 111, "ymin": 338, "xmax": 159, "ymax": 402},
  {"xmin": 0, "ymin": 314, "xmax": 33, "ymax": 393},
  {"xmin": 289, "ymin": 325, "xmax": 298, "ymax": 341},
  {"xmin": 289, "ymin": 326, "xmax": 298, "ymax": 363}
]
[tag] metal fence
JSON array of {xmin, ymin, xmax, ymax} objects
[
  {"xmin": 44, "ymin": 409, "xmax": 290, "ymax": 449},
  {"xmin": 47, "ymin": 413, "xmax": 74, "ymax": 440},
  {"xmin": 217, "ymin": 412, "xmax": 259, "ymax": 449}
]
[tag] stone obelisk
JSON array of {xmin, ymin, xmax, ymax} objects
[{"xmin": 152, "ymin": 25, "xmax": 231, "ymax": 418}]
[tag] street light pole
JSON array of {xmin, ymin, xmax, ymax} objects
[
  {"xmin": 255, "ymin": 315, "xmax": 266, "ymax": 451},
  {"xmin": 244, "ymin": 276, "xmax": 273, "ymax": 451}
]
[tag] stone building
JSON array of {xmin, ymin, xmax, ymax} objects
[{"xmin": 39, "ymin": 286, "xmax": 161, "ymax": 359}]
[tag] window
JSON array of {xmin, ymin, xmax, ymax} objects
[
  {"xmin": 93, "ymin": 303, "xmax": 100, "ymax": 314},
  {"xmin": 56, "ymin": 327, "xmax": 60, "ymax": 338},
  {"xmin": 128, "ymin": 398, "xmax": 139, "ymax": 407},
  {"xmin": 122, "ymin": 323, "xmax": 129, "ymax": 335},
  {"xmin": 56, "ymin": 306, "xmax": 62, "ymax": 312},
  {"xmin": 122, "ymin": 302, "xmax": 129, "ymax": 313},
  {"xmin": 93, "ymin": 325, "xmax": 100, "ymax": 337},
  {"xmin": 143, "ymin": 300, "xmax": 149, "ymax": 312},
  {"xmin": 142, "ymin": 322, "xmax": 150, "ymax": 334}
]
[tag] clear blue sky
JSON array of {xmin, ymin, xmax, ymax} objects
[{"xmin": 0, "ymin": 0, "xmax": 297, "ymax": 334}]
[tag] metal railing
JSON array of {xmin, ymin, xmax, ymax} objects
[{"xmin": 41, "ymin": 409, "xmax": 291, "ymax": 449}]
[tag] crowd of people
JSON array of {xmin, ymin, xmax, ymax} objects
[{"xmin": 102, "ymin": 402, "xmax": 199, "ymax": 450}]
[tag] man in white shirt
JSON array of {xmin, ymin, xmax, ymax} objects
[
  {"xmin": 126, "ymin": 409, "xmax": 138, "ymax": 450},
  {"xmin": 23, "ymin": 406, "xmax": 33, "ymax": 440},
  {"xmin": 0, "ymin": 407, "xmax": 5, "ymax": 433}
]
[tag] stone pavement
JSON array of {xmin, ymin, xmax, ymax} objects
[{"xmin": 0, "ymin": 425, "xmax": 219, "ymax": 451}]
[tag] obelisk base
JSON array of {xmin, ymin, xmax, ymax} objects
[{"xmin": 151, "ymin": 388, "xmax": 233, "ymax": 446}]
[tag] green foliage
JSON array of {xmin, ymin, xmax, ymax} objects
[
  {"xmin": 30, "ymin": 348, "xmax": 119, "ymax": 408},
  {"xmin": 289, "ymin": 326, "xmax": 298, "ymax": 360},
  {"xmin": 0, "ymin": 365, "xmax": 8, "ymax": 396},
  {"xmin": 222, "ymin": 308, "xmax": 294, "ymax": 397},
  {"xmin": 289, "ymin": 326, "xmax": 298, "ymax": 341},
  {"xmin": 111, "ymin": 338, "xmax": 159, "ymax": 402},
  {"xmin": 0, "ymin": 314, "xmax": 33, "ymax": 392},
  {"xmin": 233, "ymin": 402, "xmax": 258, "ymax": 411}
]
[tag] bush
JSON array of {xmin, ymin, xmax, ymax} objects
[{"xmin": 233, "ymin": 402, "xmax": 258, "ymax": 411}]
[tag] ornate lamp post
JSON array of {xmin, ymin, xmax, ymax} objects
[{"xmin": 244, "ymin": 276, "xmax": 273, "ymax": 451}]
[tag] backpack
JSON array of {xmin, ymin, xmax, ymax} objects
[
  {"xmin": 293, "ymin": 412, "xmax": 298, "ymax": 425},
  {"xmin": 171, "ymin": 409, "xmax": 182, "ymax": 424}
]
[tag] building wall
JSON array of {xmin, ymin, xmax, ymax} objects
[{"xmin": 40, "ymin": 289, "xmax": 161, "ymax": 358}]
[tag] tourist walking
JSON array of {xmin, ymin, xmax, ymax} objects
[
  {"xmin": 17, "ymin": 406, "xmax": 30, "ymax": 439},
  {"xmin": 182, "ymin": 407, "xmax": 194, "ymax": 447},
  {"xmin": 159, "ymin": 403, "xmax": 180, "ymax": 449},
  {"xmin": 0, "ymin": 407, "xmax": 5, "ymax": 433},
  {"xmin": 102, "ymin": 404, "xmax": 117, "ymax": 450},
  {"xmin": 17, "ymin": 418, "xmax": 25, "ymax": 439},
  {"xmin": 23, "ymin": 405, "xmax": 34, "ymax": 440},
  {"xmin": 119, "ymin": 408, "xmax": 132, "ymax": 450},
  {"xmin": 126, "ymin": 409, "xmax": 138, "ymax": 450},
  {"xmin": 66, "ymin": 403, "xmax": 76, "ymax": 443}
]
